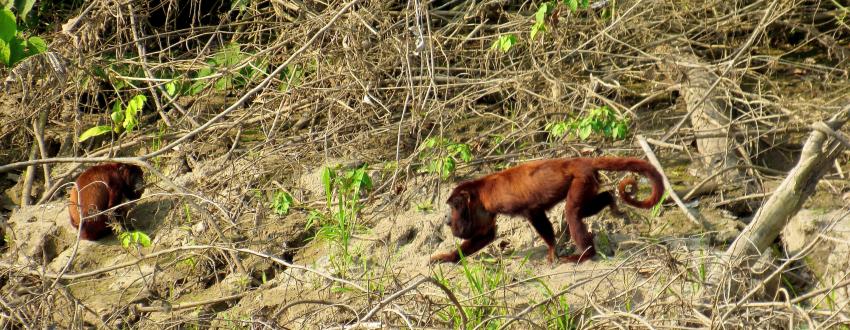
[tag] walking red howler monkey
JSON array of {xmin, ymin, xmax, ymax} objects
[
  {"xmin": 68, "ymin": 163, "xmax": 145, "ymax": 240},
  {"xmin": 430, "ymin": 157, "xmax": 664, "ymax": 264}
]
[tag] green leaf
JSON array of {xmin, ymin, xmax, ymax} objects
[
  {"xmin": 279, "ymin": 65, "xmax": 303, "ymax": 92},
  {"xmin": 26, "ymin": 35, "xmax": 45, "ymax": 54},
  {"xmin": 535, "ymin": 3, "xmax": 549, "ymax": 25},
  {"xmin": 5, "ymin": 35, "xmax": 21, "ymax": 65},
  {"xmin": 0, "ymin": 39, "xmax": 8, "ymax": 65},
  {"xmin": 181, "ymin": 257, "xmax": 196, "ymax": 268},
  {"xmin": 119, "ymin": 231, "xmax": 152, "ymax": 248},
  {"xmin": 350, "ymin": 167, "xmax": 372, "ymax": 192},
  {"xmin": 136, "ymin": 232, "xmax": 152, "ymax": 247},
  {"xmin": 78, "ymin": 125, "xmax": 112, "ymax": 142},
  {"xmin": 423, "ymin": 137, "xmax": 439, "ymax": 149},
  {"xmin": 547, "ymin": 122, "xmax": 570, "ymax": 138},
  {"xmin": 123, "ymin": 94, "xmax": 146, "ymax": 132},
  {"xmin": 578, "ymin": 125, "xmax": 592, "ymax": 140},
  {"xmin": 230, "ymin": 0, "xmax": 249, "ymax": 11},
  {"xmin": 305, "ymin": 210, "xmax": 324, "ymax": 231},
  {"xmin": 613, "ymin": 122, "xmax": 628, "ymax": 140},
  {"xmin": 110, "ymin": 104, "xmax": 125, "ymax": 124},
  {"xmin": 213, "ymin": 76, "xmax": 233, "ymax": 91},
  {"xmin": 205, "ymin": 44, "xmax": 246, "ymax": 91},
  {"xmin": 271, "ymin": 191, "xmax": 294, "ymax": 215},
  {"xmin": 321, "ymin": 167, "xmax": 334, "ymax": 205},
  {"xmin": 110, "ymin": 100, "xmax": 122, "ymax": 116},
  {"xmin": 213, "ymin": 42, "xmax": 241, "ymax": 67},
  {"xmin": 188, "ymin": 66, "xmax": 214, "ymax": 95},
  {"xmin": 531, "ymin": 22, "xmax": 545, "ymax": 39},
  {"xmin": 441, "ymin": 157, "xmax": 456, "ymax": 179},
  {"xmin": 449, "ymin": 144, "xmax": 473, "ymax": 162},
  {"xmin": 565, "ymin": 0, "xmax": 578, "ymax": 11},
  {"xmin": 580, "ymin": 0, "xmax": 590, "ymax": 8},
  {"xmin": 165, "ymin": 81, "xmax": 177, "ymax": 96},
  {"xmin": 492, "ymin": 34, "xmax": 516, "ymax": 53},
  {"xmin": 0, "ymin": 9, "xmax": 14, "ymax": 42},
  {"xmin": 196, "ymin": 66, "xmax": 214, "ymax": 79},
  {"xmin": 13, "ymin": 0, "xmax": 34, "ymax": 21}
]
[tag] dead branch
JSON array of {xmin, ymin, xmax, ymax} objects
[{"xmin": 708, "ymin": 103, "xmax": 850, "ymax": 296}]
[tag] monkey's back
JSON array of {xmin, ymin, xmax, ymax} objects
[{"xmin": 68, "ymin": 164, "xmax": 125, "ymax": 239}]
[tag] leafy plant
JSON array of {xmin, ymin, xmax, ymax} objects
[
  {"xmin": 415, "ymin": 201, "xmax": 433, "ymax": 213},
  {"xmin": 271, "ymin": 190, "xmax": 294, "ymax": 216},
  {"xmin": 164, "ymin": 80, "xmax": 179, "ymax": 96},
  {"xmin": 434, "ymin": 258, "xmax": 509, "ymax": 329},
  {"xmin": 0, "ymin": 8, "xmax": 45, "ymax": 68},
  {"xmin": 549, "ymin": 105, "xmax": 630, "ymax": 142},
  {"xmin": 279, "ymin": 63, "xmax": 304, "ymax": 92},
  {"xmin": 491, "ymin": 34, "xmax": 517, "ymax": 53},
  {"xmin": 304, "ymin": 209, "xmax": 324, "ymax": 231},
  {"xmin": 545, "ymin": 121, "xmax": 571, "ymax": 140},
  {"xmin": 90, "ymin": 61, "xmax": 147, "ymax": 91},
  {"xmin": 186, "ymin": 42, "xmax": 265, "ymax": 95},
  {"xmin": 531, "ymin": 3, "xmax": 553, "ymax": 39},
  {"xmin": 79, "ymin": 94, "xmax": 147, "ymax": 142},
  {"xmin": 181, "ymin": 256, "xmax": 197, "ymax": 270},
  {"xmin": 310, "ymin": 164, "xmax": 372, "ymax": 271},
  {"xmin": 529, "ymin": 0, "xmax": 591, "ymax": 40},
  {"xmin": 2, "ymin": 0, "xmax": 35, "ymax": 22},
  {"xmin": 418, "ymin": 137, "xmax": 473, "ymax": 180},
  {"xmin": 535, "ymin": 280, "xmax": 578, "ymax": 330},
  {"xmin": 119, "ymin": 230, "xmax": 152, "ymax": 249}
]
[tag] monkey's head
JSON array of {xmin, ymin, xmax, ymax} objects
[
  {"xmin": 445, "ymin": 188, "xmax": 494, "ymax": 239},
  {"xmin": 118, "ymin": 164, "xmax": 146, "ymax": 200}
]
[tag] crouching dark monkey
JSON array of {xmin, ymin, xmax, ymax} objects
[
  {"xmin": 430, "ymin": 157, "xmax": 664, "ymax": 264},
  {"xmin": 68, "ymin": 163, "xmax": 145, "ymax": 240}
]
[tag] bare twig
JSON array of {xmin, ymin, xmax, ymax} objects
[{"xmin": 637, "ymin": 135, "xmax": 705, "ymax": 228}]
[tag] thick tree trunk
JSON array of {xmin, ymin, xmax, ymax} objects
[
  {"xmin": 724, "ymin": 109, "xmax": 850, "ymax": 262},
  {"xmin": 706, "ymin": 104, "xmax": 850, "ymax": 298}
]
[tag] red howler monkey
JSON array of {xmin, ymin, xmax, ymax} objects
[
  {"xmin": 430, "ymin": 157, "xmax": 664, "ymax": 264},
  {"xmin": 68, "ymin": 163, "xmax": 145, "ymax": 240}
]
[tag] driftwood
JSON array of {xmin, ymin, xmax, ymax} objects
[{"xmin": 706, "ymin": 104, "xmax": 850, "ymax": 297}]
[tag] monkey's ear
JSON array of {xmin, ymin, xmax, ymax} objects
[
  {"xmin": 457, "ymin": 190, "xmax": 473, "ymax": 205},
  {"xmin": 458, "ymin": 190, "xmax": 478, "ymax": 212},
  {"xmin": 448, "ymin": 191, "xmax": 466, "ymax": 205}
]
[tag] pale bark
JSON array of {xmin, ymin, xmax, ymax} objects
[{"xmin": 706, "ymin": 104, "xmax": 850, "ymax": 297}]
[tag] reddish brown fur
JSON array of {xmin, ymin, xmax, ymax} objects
[
  {"xmin": 430, "ymin": 157, "xmax": 664, "ymax": 264},
  {"xmin": 68, "ymin": 163, "xmax": 145, "ymax": 240}
]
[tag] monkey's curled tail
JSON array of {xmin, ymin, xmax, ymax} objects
[{"xmin": 590, "ymin": 157, "xmax": 665, "ymax": 209}]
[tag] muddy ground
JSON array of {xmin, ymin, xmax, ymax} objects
[{"xmin": 1, "ymin": 0, "xmax": 850, "ymax": 328}]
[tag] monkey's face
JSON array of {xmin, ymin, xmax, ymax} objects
[
  {"xmin": 121, "ymin": 164, "xmax": 146, "ymax": 200},
  {"xmin": 446, "ymin": 190, "xmax": 493, "ymax": 239}
]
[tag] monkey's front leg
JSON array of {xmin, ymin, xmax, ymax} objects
[{"xmin": 429, "ymin": 227, "xmax": 497, "ymax": 264}]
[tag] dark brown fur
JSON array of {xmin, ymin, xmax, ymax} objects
[
  {"xmin": 430, "ymin": 157, "xmax": 664, "ymax": 264},
  {"xmin": 68, "ymin": 163, "xmax": 145, "ymax": 240}
]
